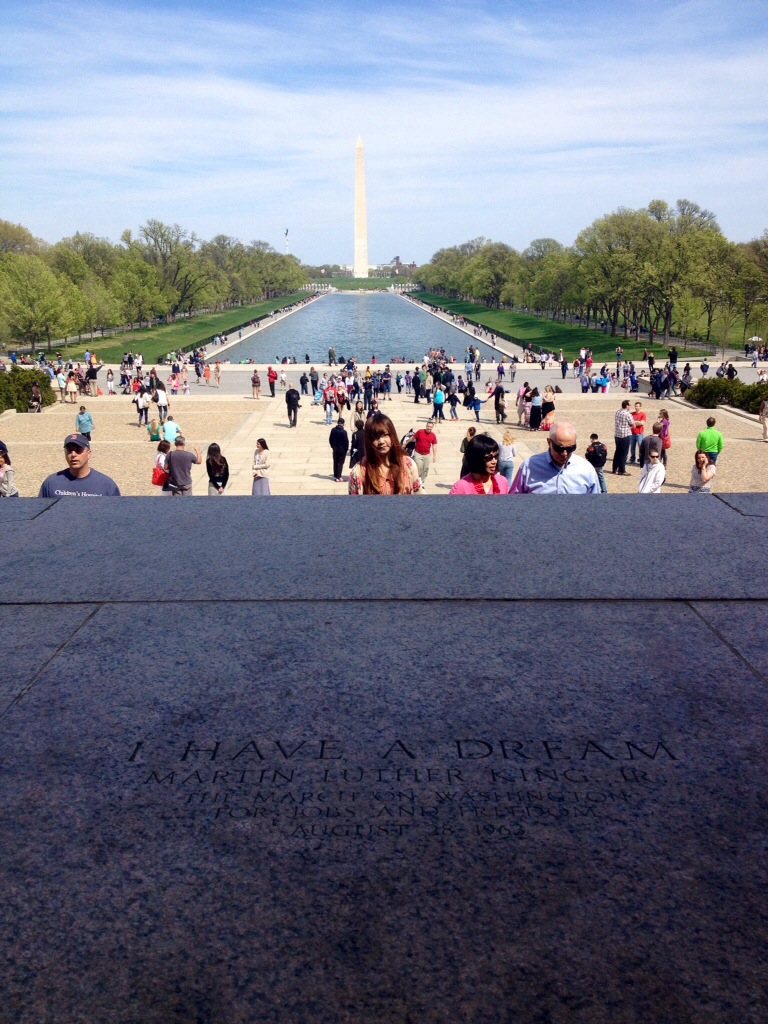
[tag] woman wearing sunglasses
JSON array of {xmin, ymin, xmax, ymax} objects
[{"xmin": 450, "ymin": 434, "xmax": 510, "ymax": 494}]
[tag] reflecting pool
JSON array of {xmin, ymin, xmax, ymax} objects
[{"xmin": 226, "ymin": 293, "xmax": 497, "ymax": 363}]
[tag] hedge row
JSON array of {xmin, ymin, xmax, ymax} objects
[
  {"xmin": 684, "ymin": 378, "xmax": 768, "ymax": 415},
  {"xmin": 0, "ymin": 367, "xmax": 58, "ymax": 414}
]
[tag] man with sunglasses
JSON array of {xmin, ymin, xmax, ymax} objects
[
  {"xmin": 39, "ymin": 434, "xmax": 120, "ymax": 497},
  {"xmin": 509, "ymin": 421, "xmax": 600, "ymax": 494}
]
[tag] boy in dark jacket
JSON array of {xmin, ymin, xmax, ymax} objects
[{"xmin": 585, "ymin": 433, "xmax": 608, "ymax": 494}]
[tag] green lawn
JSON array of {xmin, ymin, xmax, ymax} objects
[
  {"xmin": 311, "ymin": 277, "xmax": 400, "ymax": 290},
  {"xmin": 56, "ymin": 293, "xmax": 310, "ymax": 364},
  {"xmin": 417, "ymin": 294, "xmax": 708, "ymax": 362}
]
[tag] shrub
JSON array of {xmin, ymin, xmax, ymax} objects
[
  {"xmin": 684, "ymin": 377, "xmax": 768, "ymax": 415},
  {"xmin": 0, "ymin": 366, "xmax": 58, "ymax": 414}
]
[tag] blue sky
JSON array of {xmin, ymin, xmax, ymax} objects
[{"xmin": 0, "ymin": 0, "xmax": 766, "ymax": 265}]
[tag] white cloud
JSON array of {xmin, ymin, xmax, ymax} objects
[{"xmin": 0, "ymin": 0, "xmax": 766, "ymax": 261}]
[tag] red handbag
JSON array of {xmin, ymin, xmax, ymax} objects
[{"xmin": 152, "ymin": 466, "xmax": 170, "ymax": 487}]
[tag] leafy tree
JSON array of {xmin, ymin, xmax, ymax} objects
[
  {"xmin": 739, "ymin": 236, "xmax": 768, "ymax": 344},
  {"xmin": 111, "ymin": 252, "xmax": 166, "ymax": 328},
  {"xmin": 200, "ymin": 235, "xmax": 250, "ymax": 303},
  {"xmin": 645, "ymin": 199, "xmax": 722, "ymax": 340},
  {"xmin": 523, "ymin": 238, "xmax": 564, "ymax": 262},
  {"xmin": 575, "ymin": 208, "xmax": 652, "ymax": 336},
  {"xmin": 56, "ymin": 232, "xmax": 119, "ymax": 283},
  {"xmin": 414, "ymin": 238, "xmax": 488, "ymax": 297},
  {"xmin": 46, "ymin": 240, "xmax": 123, "ymax": 335},
  {"xmin": 79, "ymin": 277, "xmax": 121, "ymax": 337},
  {"xmin": 46, "ymin": 243, "xmax": 91, "ymax": 285},
  {"xmin": 461, "ymin": 243, "xmax": 519, "ymax": 307},
  {"xmin": 0, "ymin": 254, "xmax": 72, "ymax": 346},
  {"xmin": 0, "ymin": 220, "xmax": 41, "ymax": 255},
  {"xmin": 748, "ymin": 303, "xmax": 768, "ymax": 346},
  {"xmin": 711, "ymin": 245, "xmax": 751, "ymax": 357},
  {"xmin": 674, "ymin": 292, "xmax": 706, "ymax": 349},
  {"xmin": 124, "ymin": 220, "xmax": 214, "ymax": 316},
  {"xmin": 519, "ymin": 239, "xmax": 566, "ymax": 311},
  {"xmin": 528, "ymin": 248, "xmax": 581, "ymax": 321}
]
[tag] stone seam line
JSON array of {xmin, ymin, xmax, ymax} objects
[
  {"xmin": 0, "ymin": 597, "xmax": 764, "ymax": 692},
  {"xmin": 686, "ymin": 601, "xmax": 768, "ymax": 688},
  {"xmin": 0, "ymin": 603, "xmax": 103, "ymax": 721}
]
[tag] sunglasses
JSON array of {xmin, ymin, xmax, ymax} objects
[{"xmin": 549, "ymin": 441, "xmax": 577, "ymax": 454}]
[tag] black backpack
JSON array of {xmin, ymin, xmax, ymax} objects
[{"xmin": 585, "ymin": 441, "xmax": 607, "ymax": 468}]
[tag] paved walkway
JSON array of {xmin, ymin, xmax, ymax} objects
[{"xmin": 3, "ymin": 382, "xmax": 766, "ymax": 496}]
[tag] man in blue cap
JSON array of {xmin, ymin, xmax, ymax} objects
[{"xmin": 38, "ymin": 434, "xmax": 120, "ymax": 497}]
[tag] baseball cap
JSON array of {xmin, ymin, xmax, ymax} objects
[{"xmin": 64, "ymin": 433, "xmax": 91, "ymax": 450}]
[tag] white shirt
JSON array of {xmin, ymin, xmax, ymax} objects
[{"xmin": 638, "ymin": 463, "xmax": 666, "ymax": 494}]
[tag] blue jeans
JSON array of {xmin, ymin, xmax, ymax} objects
[
  {"xmin": 499, "ymin": 461, "xmax": 515, "ymax": 484},
  {"xmin": 630, "ymin": 434, "xmax": 643, "ymax": 461},
  {"xmin": 325, "ymin": 405, "xmax": 334, "ymax": 424},
  {"xmin": 596, "ymin": 467, "xmax": 608, "ymax": 493}
]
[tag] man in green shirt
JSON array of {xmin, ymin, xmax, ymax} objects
[{"xmin": 696, "ymin": 417, "xmax": 724, "ymax": 463}]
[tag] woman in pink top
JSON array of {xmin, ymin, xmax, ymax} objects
[{"xmin": 450, "ymin": 434, "xmax": 510, "ymax": 494}]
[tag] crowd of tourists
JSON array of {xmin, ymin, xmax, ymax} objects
[
  {"xmin": 0, "ymin": 395, "xmax": 758, "ymax": 500},
  {"xmin": 1, "ymin": 337, "xmax": 764, "ymax": 500}
]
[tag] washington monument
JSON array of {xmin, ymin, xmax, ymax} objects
[{"xmin": 353, "ymin": 136, "xmax": 368, "ymax": 279}]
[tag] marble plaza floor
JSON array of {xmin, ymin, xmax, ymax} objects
[
  {"xmin": 1, "ymin": 374, "xmax": 766, "ymax": 496},
  {"xmin": 1, "ymin": 490, "xmax": 767, "ymax": 1023}
]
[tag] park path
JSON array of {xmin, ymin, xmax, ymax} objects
[{"xmin": 189, "ymin": 388, "xmax": 536, "ymax": 496}]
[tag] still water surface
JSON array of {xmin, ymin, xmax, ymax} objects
[{"xmin": 227, "ymin": 293, "xmax": 495, "ymax": 364}]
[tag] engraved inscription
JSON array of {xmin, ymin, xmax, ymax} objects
[{"xmin": 123, "ymin": 734, "xmax": 681, "ymax": 842}]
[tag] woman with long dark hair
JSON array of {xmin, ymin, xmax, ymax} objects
[
  {"xmin": 251, "ymin": 438, "xmax": 271, "ymax": 496},
  {"xmin": 348, "ymin": 413, "xmax": 420, "ymax": 494},
  {"xmin": 528, "ymin": 388, "xmax": 543, "ymax": 431},
  {"xmin": 689, "ymin": 450, "xmax": 716, "ymax": 493},
  {"xmin": 206, "ymin": 443, "xmax": 229, "ymax": 496}
]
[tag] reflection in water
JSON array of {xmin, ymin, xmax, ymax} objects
[{"xmin": 226, "ymin": 293, "xmax": 497, "ymax": 363}]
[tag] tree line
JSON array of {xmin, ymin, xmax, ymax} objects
[
  {"xmin": 0, "ymin": 219, "xmax": 308, "ymax": 347},
  {"xmin": 415, "ymin": 200, "xmax": 768, "ymax": 348}
]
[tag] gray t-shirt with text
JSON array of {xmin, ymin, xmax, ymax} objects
[{"xmin": 38, "ymin": 468, "xmax": 120, "ymax": 498}]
